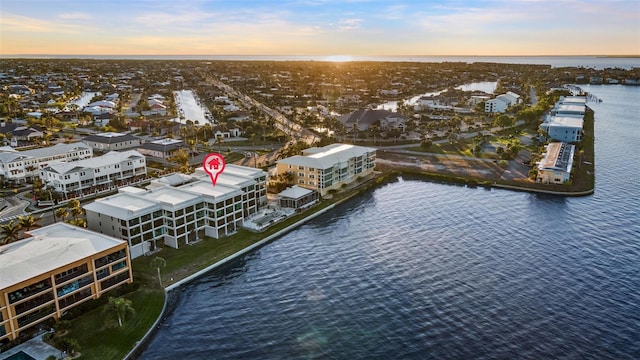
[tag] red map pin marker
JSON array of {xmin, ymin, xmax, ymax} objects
[{"xmin": 203, "ymin": 153, "xmax": 226, "ymax": 186}]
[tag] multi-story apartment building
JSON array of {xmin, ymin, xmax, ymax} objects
[
  {"xmin": 276, "ymin": 143, "xmax": 376, "ymax": 197},
  {"xmin": 485, "ymin": 91, "xmax": 520, "ymax": 113},
  {"xmin": 536, "ymin": 142, "xmax": 575, "ymax": 184},
  {"xmin": 84, "ymin": 164, "xmax": 268, "ymax": 258},
  {"xmin": 0, "ymin": 142, "xmax": 92, "ymax": 184},
  {"xmin": 82, "ymin": 132, "xmax": 142, "ymax": 152},
  {"xmin": 39, "ymin": 150, "xmax": 146, "ymax": 195},
  {"xmin": 539, "ymin": 115, "xmax": 584, "ymax": 142},
  {"xmin": 550, "ymin": 96, "xmax": 586, "ymax": 117},
  {"xmin": 0, "ymin": 223, "xmax": 132, "ymax": 342},
  {"xmin": 540, "ymin": 96, "xmax": 586, "ymax": 143}
]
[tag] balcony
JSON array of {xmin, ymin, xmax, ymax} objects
[
  {"xmin": 9, "ymin": 279, "xmax": 52, "ymax": 304},
  {"xmin": 56, "ymin": 275, "xmax": 94, "ymax": 298},
  {"xmin": 14, "ymin": 292, "xmax": 54, "ymax": 315}
]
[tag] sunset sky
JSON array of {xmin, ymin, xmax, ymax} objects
[{"xmin": 1, "ymin": 0, "xmax": 639, "ymax": 56}]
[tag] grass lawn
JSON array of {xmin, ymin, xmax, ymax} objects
[{"xmin": 68, "ymin": 288, "xmax": 164, "ymax": 360}]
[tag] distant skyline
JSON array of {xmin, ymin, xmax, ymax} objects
[{"xmin": 1, "ymin": 0, "xmax": 639, "ymax": 57}]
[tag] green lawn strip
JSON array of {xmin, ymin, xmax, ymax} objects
[{"xmin": 69, "ymin": 288, "xmax": 164, "ymax": 360}]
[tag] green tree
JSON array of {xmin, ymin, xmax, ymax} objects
[
  {"xmin": 0, "ymin": 220, "xmax": 22, "ymax": 245},
  {"xmin": 103, "ymin": 297, "xmax": 135, "ymax": 328},
  {"xmin": 214, "ymin": 134, "xmax": 224, "ymax": 153},
  {"xmin": 67, "ymin": 199, "xmax": 80, "ymax": 209},
  {"xmin": 494, "ymin": 114, "xmax": 514, "ymax": 128},
  {"xmin": 168, "ymin": 148, "xmax": 190, "ymax": 173},
  {"xmin": 17, "ymin": 214, "xmax": 40, "ymax": 233},
  {"xmin": 56, "ymin": 337, "xmax": 80, "ymax": 356},
  {"xmin": 420, "ymin": 139, "xmax": 432, "ymax": 150},
  {"xmin": 55, "ymin": 207, "xmax": 69, "ymax": 221},
  {"xmin": 151, "ymin": 256, "xmax": 167, "ymax": 288},
  {"xmin": 70, "ymin": 206, "xmax": 84, "ymax": 222}
]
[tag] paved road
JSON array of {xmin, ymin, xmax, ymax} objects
[
  {"xmin": 200, "ymin": 73, "xmax": 319, "ymax": 145},
  {"xmin": 0, "ymin": 195, "xmax": 30, "ymax": 223}
]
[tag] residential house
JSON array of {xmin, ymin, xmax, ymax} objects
[
  {"xmin": 0, "ymin": 223, "xmax": 132, "ymax": 342},
  {"xmin": 0, "ymin": 122, "xmax": 43, "ymax": 146},
  {"xmin": 276, "ymin": 143, "xmax": 376, "ymax": 197},
  {"xmin": 137, "ymin": 138, "xmax": 187, "ymax": 160},
  {"xmin": 82, "ymin": 132, "xmax": 142, "ymax": 152}
]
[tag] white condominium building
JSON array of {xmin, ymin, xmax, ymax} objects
[
  {"xmin": 39, "ymin": 150, "xmax": 146, "ymax": 194},
  {"xmin": 276, "ymin": 143, "xmax": 376, "ymax": 197},
  {"xmin": 84, "ymin": 164, "xmax": 268, "ymax": 258},
  {"xmin": 0, "ymin": 142, "xmax": 93, "ymax": 184}
]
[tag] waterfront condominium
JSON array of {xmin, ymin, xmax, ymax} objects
[
  {"xmin": 0, "ymin": 142, "xmax": 93, "ymax": 185},
  {"xmin": 536, "ymin": 142, "xmax": 575, "ymax": 184},
  {"xmin": 540, "ymin": 96, "xmax": 586, "ymax": 143},
  {"xmin": 39, "ymin": 149, "xmax": 147, "ymax": 196},
  {"xmin": 275, "ymin": 143, "xmax": 376, "ymax": 197},
  {"xmin": 0, "ymin": 223, "xmax": 132, "ymax": 342},
  {"xmin": 84, "ymin": 164, "xmax": 268, "ymax": 258}
]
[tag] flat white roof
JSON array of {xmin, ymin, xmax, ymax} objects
[
  {"xmin": 150, "ymin": 138, "xmax": 183, "ymax": 145},
  {"xmin": 144, "ymin": 186, "xmax": 200, "ymax": 206},
  {"xmin": 94, "ymin": 132, "xmax": 127, "ymax": 138},
  {"xmin": 221, "ymin": 164, "xmax": 266, "ymax": 178},
  {"xmin": 554, "ymin": 104, "xmax": 585, "ymax": 113},
  {"xmin": 0, "ymin": 223, "xmax": 126, "ymax": 290},
  {"xmin": 560, "ymin": 96, "xmax": 587, "ymax": 105},
  {"xmin": 178, "ymin": 179, "xmax": 243, "ymax": 199},
  {"xmin": 548, "ymin": 116, "xmax": 584, "ymax": 128},
  {"xmin": 279, "ymin": 143, "xmax": 375, "ymax": 170},
  {"xmin": 118, "ymin": 186, "xmax": 147, "ymax": 194},
  {"xmin": 84, "ymin": 192, "xmax": 159, "ymax": 219}
]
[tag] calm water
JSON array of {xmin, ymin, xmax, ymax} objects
[{"xmin": 141, "ymin": 85, "xmax": 640, "ymax": 359}]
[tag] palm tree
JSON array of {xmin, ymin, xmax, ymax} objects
[
  {"xmin": 55, "ymin": 207, "xmax": 69, "ymax": 222},
  {"xmin": 215, "ymin": 134, "xmax": 224, "ymax": 153},
  {"xmin": 150, "ymin": 256, "xmax": 167, "ymax": 288},
  {"xmin": 103, "ymin": 297, "xmax": 135, "ymax": 327},
  {"xmin": 17, "ymin": 215, "xmax": 40, "ymax": 238},
  {"xmin": 67, "ymin": 199, "xmax": 80, "ymax": 209},
  {"xmin": 168, "ymin": 148, "xmax": 190, "ymax": 173},
  {"xmin": 0, "ymin": 220, "xmax": 22, "ymax": 245},
  {"xmin": 70, "ymin": 206, "xmax": 84, "ymax": 222}
]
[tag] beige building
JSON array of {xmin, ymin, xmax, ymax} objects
[
  {"xmin": 0, "ymin": 223, "xmax": 132, "ymax": 342},
  {"xmin": 536, "ymin": 142, "xmax": 575, "ymax": 184},
  {"xmin": 276, "ymin": 143, "xmax": 376, "ymax": 197}
]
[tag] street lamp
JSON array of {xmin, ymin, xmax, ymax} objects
[{"xmin": 48, "ymin": 189, "xmax": 58, "ymax": 222}]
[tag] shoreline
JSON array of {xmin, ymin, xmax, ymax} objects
[
  {"xmin": 123, "ymin": 178, "xmax": 385, "ymax": 359},
  {"xmin": 122, "ymin": 162, "xmax": 590, "ymax": 358}
]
